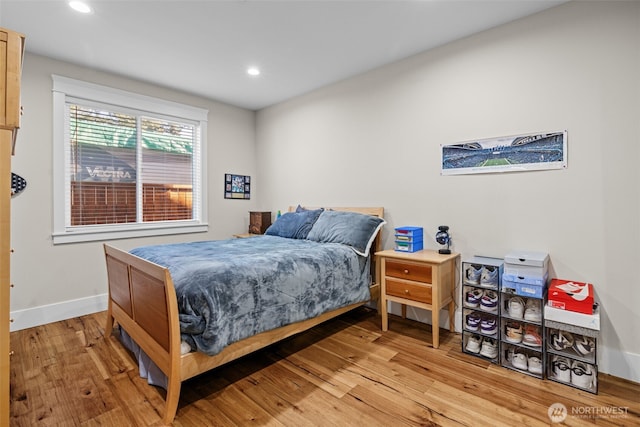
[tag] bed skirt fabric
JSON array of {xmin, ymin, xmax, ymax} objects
[
  {"xmin": 118, "ymin": 326, "xmax": 168, "ymax": 389},
  {"xmin": 129, "ymin": 235, "xmax": 372, "ymax": 356}
]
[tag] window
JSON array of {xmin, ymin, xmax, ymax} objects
[{"xmin": 52, "ymin": 75, "xmax": 208, "ymax": 244}]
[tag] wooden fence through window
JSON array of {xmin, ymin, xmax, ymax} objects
[{"xmin": 71, "ymin": 182, "xmax": 192, "ymax": 225}]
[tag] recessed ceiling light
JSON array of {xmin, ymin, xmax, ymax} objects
[
  {"xmin": 69, "ymin": 1, "xmax": 92, "ymax": 14},
  {"xmin": 247, "ymin": 67, "xmax": 261, "ymax": 77}
]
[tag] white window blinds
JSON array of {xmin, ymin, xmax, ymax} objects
[{"xmin": 52, "ymin": 75, "xmax": 207, "ymax": 244}]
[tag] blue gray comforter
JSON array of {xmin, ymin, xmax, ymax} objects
[{"xmin": 130, "ymin": 235, "xmax": 371, "ymax": 356}]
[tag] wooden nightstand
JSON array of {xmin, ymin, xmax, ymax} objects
[
  {"xmin": 233, "ymin": 233, "xmax": 260, "ymax": 238},
  {"xmin": 376, "ymin": 249, "xmax": 460, "ymax": 349},
  {"xmin": 249, "ymin": 211, "xmax": 272, "ymax": 234}
]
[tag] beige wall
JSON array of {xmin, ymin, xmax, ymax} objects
[
  {"xmin": 10, "ymin": 54, "xmax": 257, "ymax": 325},
  {"xmin": 256, "ymin": 1, "xmax": 640, "ymax": 381}
]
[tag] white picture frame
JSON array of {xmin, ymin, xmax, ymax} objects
[{"xmin": 441, "ymin": 131, "xmax": 567, "ymax": 175}]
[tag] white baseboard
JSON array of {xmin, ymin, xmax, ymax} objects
[
  {"xmin": 395, "ymin": 303, "xmax": 639, "ymax": 384},
  {"xmin": 598, "ymin": 346, "xmax": 640, "ymax": 384},
  {"xmin": 10, "ymin": 293, "xmax": 108, "ymax": 332}
]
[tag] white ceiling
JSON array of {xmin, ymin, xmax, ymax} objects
[{"xmin": 1, "ymin": 0, "xmax": 566, "ymax": 111}]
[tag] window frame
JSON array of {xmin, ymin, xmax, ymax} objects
[{"xmin": 52, "ymin": 75, "xmax": 208, "ymax": 244}]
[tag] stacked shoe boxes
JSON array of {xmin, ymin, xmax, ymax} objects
[
  {"xmin": 461, "ymin": 256, "xmax": 503, "ymax": 364},
  {"xmin": 545, "ymin": 280, "xmax": 600, "ymax": 393},
  {"xmin": 500, "ymin": 251, "xmax": 549, "ymax": 379},
  {"xmin": 394, "ymin": 226, "xmax": 423, "ymax": 253}
]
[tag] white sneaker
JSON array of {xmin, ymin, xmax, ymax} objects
[
  {"xmin": 465, "ymin": 312, "xmax": 481, "ymax": 331},
  {"xmin": 480, "ymin": 316, "xmax": 497, "ymax": 335},
  {"xmin": 479, "ymin": 337, "xmax": 498, "ymax": 359},
  {"xmin": 528, "ymin": 356, "xmax": 543, "ymax": 374},
  {"xmin": 573, "ymin": 335, "xmax": 596, "ymax": 356},
  {"xmin": 505, "ymin": 321, "xmax": 523, "ymax": 344},
  {"xmin": 466, "ymin": 334, "xmax": 481, "ymax": 354},
  {"xmin": 480, "ymin": 290, "xmax": 499, "ymax": 312},
  {"xmin": 524, "ymin": 299, "xmax": 542, "ymax": 322},
  {"xmin": 511, "ymin": 352, "xmax": 528, "ymax": 370},
  {"xmin": 571, "ymin": 361, "xmax": 595, "ymax": 389},
  {"xmin": 550, "ymin": 330, "xmax": 574, "ymax": 351},
  {"xmin": 464, "ymin": 264, "xmax": 482, "ymax": 285},
  {"xmin": 553, "ymin": 356, "xmax": 571, "ymax": 383},
  {"xmin": 465, "ymin": 288, "xmax": 483, "ymax": 308},
  {"xmin": 480, "ymin": 266, "xmax": 499, "ymax": 288},
  {"xmin": 508, "ymin": 297, "xmax": 525, "ymax": 319},
  {"xmin": 522, "ymin": 324, "xmax": 543, "ymax": 347}
]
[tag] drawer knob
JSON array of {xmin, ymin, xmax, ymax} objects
[
  {"xmin": 404, "ymin": 289, "xmax": 409, "ymax": 294},
  {"xmin": 403, "ymin": 269, "xmax": 409, "ymax": 274}
]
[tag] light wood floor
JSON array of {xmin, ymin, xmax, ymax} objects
[{"xmin": 9, "ymin": 307, "xmax": 639, "ymax": 426}]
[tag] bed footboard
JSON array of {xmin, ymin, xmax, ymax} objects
[{"xmin": 103, "ymin": 244, "xmax": 182, "ymax": 424}]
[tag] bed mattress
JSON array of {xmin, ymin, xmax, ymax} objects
[{"xmin": 130, "ymin": 235, "xmax": 371, "ymax": 356}]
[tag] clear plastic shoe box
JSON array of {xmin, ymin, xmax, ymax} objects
[
  {"xmin": 499, "ymin": 294, "xmax": 546, "ymax": 379},
  {"xmin": 499, "ymin": 251, "xmax": 549, "ymax": 379},
  {"xmin": 545, "ymin": 317, "xmax": 599, "ymax": 394},
  {"xmin": 461, "ymin": 256, "xmax": 503, "ymax": 364}
]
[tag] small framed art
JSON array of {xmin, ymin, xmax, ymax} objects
[{"xmin": 224, "ymin": 173, "xmax": 251, "ymax": 199}]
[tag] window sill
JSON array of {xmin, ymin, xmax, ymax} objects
[{"xmin": 52, "ymin": 222, "xmax": 208, "ymax": 245}]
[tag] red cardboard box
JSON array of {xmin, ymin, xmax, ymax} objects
[{"xmin": 548, "ymin": 279, "xmax": 594, "ymax": 314}]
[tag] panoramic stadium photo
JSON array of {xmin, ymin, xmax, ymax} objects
[{"xmin": 441, "ymin": 131, "xmax": 566, "ymax": 175}]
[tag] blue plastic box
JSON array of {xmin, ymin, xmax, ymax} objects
[
  {"xmin": 394, "ymin": 226, "xmax": 423, "ymax": 252},
  {"xmin": 394, "ymin": 240, "xmax": 424, "ymax": 252},
  {"xmin": 394, "ymin": 226, "xmax": 423, "ymax": 239},
  {"xmin": 501, "ymin": 273, "xmax": 548, "ymax": 298}
]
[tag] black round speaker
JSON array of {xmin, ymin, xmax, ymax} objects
[{"xmin": 435, "ymin": 225, "xmax": 451, "ymax": 254}]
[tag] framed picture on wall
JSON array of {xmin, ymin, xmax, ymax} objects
[
  {"xmin": 224, "ymin": 173, "xmax": 251, "ymax": 199},
  {"xmin": 441, "ymin": 131, "xmax": 567, "ymax": 175}
]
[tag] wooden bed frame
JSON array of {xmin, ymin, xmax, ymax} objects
[{"xmin": 104, "ymin": 206, "xmax": 384, "ymax": 424}]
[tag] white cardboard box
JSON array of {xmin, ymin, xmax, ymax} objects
[
  {"xmin": 544, "ymin": 304, "xmax": 600, "ymax": 331},
  {"xmin": 504, "ymin": 250, "xmax": 549, "ymax": 278}
]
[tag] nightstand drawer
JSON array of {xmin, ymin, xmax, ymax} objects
[
  {"xmin": 385, "ymin": 259, "xmax": 432, "ymax": 283},
  {"xmin": 385, "ymin": 278, "xmax": 432, "ymax": 304}
]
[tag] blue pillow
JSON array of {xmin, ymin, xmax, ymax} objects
[
  {"xmin": 306, "ymin": 210, "xmax": 386, "ymax": 257},
  {"xmin": 295, "ymin": 204, "xmax": 320, "ymax": 213},
  {"xmin": 264, "ymin": 208, "xmax": 323, "ymax": 239}
]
